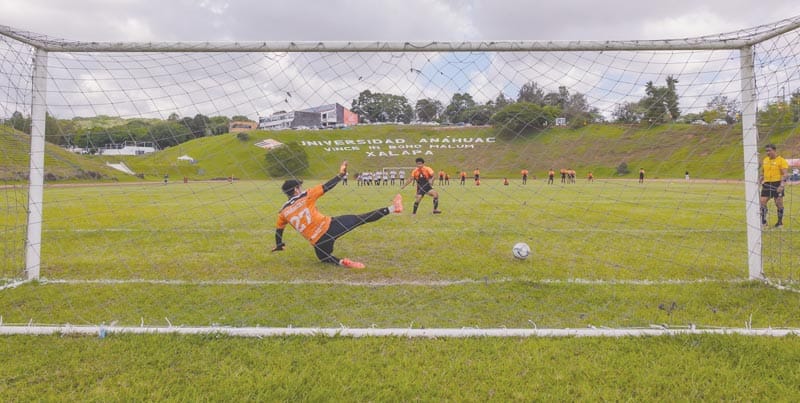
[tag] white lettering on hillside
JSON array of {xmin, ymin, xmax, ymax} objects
[{"xmin": 299, "ymin": 137, "xmax": 495, "ymax": 157}]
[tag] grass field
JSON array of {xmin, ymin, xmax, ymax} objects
[{"xmin": 2, "ymin": 175, "xmax": 800, "ymax": 399}]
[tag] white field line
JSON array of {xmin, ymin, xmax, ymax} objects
[
  {"xmin": 0, "ymin": 324, "xmax": 798, "ymax": 338},
  {"xmin": 0, "ymin": 279, "xmax": 30, "ymax": 291},
  {"xmin": 36, "ymin": 277, "xmax": 758, "ymax": 287},
  {"xmin": 47, "ymin": 228, "xmax": 747, "ymax": 234}
]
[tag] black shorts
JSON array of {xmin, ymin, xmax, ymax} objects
[
  {"xmin": 416, "ymin": 183, "xmax": 433, "ymax": 195},
  {"xmin": 761, "ymin": 181, "xmax": 784, "ymax": 199}
]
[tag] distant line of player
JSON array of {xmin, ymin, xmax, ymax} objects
[{"xmin": 348, "ymin": 167, "xmax": 602, "ymax": 186}]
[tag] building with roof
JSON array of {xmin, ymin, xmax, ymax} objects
[
  {"xmin": 258, "ymin": 103, "xmax": 358, "ymax": 130},
  {"xmin": 229, "ymin": 120, "xmax": 258, "ymax": 132}
]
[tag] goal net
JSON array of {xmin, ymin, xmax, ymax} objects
[{"xmin": 1, "ymin": 16, "xmax": 800, "ymax": 334}]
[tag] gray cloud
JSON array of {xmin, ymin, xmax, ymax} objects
[
  {"xmin": 3, "ymin": 0, "xmax": 799, "ymax": 42},
  {"xmin": 1, "ymin": 1, "xmax": 799, "ymax": 120}
]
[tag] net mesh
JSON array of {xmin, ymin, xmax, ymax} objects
[{"xmin": 1, "ymin": 18, "xmax": 800, "ymax": 322}]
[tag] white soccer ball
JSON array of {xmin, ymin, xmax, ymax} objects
[{"xmin": 512, "ymin": 242, "xmax": 531, "ymax": 260}]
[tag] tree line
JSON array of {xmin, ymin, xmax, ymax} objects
[
  {"xmin": 1, "ymin": 112, "xmax": 238, "ymax": 152},
  {"xmin": 4, "ymin": 79, "xmax": 799, "ymax": 150}
]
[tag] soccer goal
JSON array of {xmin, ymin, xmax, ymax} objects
[{"xmin": 1, "ymin": 17, "xmax": 800, "ymax": 336}]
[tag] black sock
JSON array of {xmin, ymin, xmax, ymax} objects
[
  {"xmin": 413, "ymin": 202, "xmax": 419, "ymax": 214},
  {"xmin": 777, "ymin": 208, "xmax": 784, "ymax": 223},
  {"xmin": 433, "ymin": 198, "xmax": 439, "ymax": 210},
  {"xmin": 761, "ymin": 206, "xmax": 768, "ymax": 224}
]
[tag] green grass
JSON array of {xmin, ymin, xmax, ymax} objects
[
  {"xmin": 2, "ymin": 334, "xmax": 800, "ymax": 401},
  {"xmin": 2, "ymin": 180, "xmax": 799, "ymax": 326}
]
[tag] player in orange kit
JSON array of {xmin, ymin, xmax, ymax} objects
[
  {"xmin": 273, "ymin": 161, "xmax": 403, "ymax": 268},
  {"xmin": 401, "ymin": 157, "xmax": 442, "ymax": 215}
]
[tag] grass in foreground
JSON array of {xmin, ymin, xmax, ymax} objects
[{"xmin": 1, "ymin": 334, "xmax": 799, "ymax": 401}]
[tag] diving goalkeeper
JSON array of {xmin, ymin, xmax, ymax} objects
[{"xmin": 272, "ymin": 161, "xmax": 403, "ymax": 268}]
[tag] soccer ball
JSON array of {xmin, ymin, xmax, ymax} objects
[{"xmin": 512, "ymin": 242, "xmax": 531, "ymax": 260}]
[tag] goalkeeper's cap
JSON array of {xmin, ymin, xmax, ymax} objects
[{"xmin": 281, "ymin": 179, "xmax": 303, "ymax": 196}]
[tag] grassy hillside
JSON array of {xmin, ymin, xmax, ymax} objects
[
  {"xmin": 112, "ymin": 123, "xmax": 762, "ymax": 181},
  {"xmin": 3, "ymin": 123, "xmax": 799, "ymax": 182},
  {"xmin": 0, "ymin": 126, "xmax": 133, "ymax": 182}
]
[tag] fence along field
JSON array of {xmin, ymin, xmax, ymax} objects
[{"xmin": 1, "ymin": 16, "xmax": 800, "ymax": 337}]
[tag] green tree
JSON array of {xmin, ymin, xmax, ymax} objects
[
  {"xmin": 415, "ymin": 98, "xmax": 442, "ymax": 122},
  {"xmin": 462, "ymin": 104, "xmax": 494, "ymax": 125},
  {"xmin": 494, "ymin": 93, "xmax": 513, "ymax": 109},
  {"xmin": 543, "ymin": 86, "xmax": 569, "ymax": 109},
  {"xmin": 45, "ymin": 113, "xmax": 79, "ymax": 146},
  {"xmin": 351, "ymin": 90, "xmax": 413, "ymax": 123},
  {"xmin": 705, "ymin": 95, "xmax": 739, "ymax": 123},
  {"xmin": 265, "ymin": 142, "xmax": 309, "ymax": 177},
  {"xmin": 443, "ymin": 93, "xmax": 476, "ymax": 123},
  {"xmin": 517, "ymin": 82, "xmax": 546, "ymax": 105},
  {"xmin": 640, "ymin": 76, "xmax": 680, "ymax": 125},
  {"xmin": 6, "ymin": 111, "xmax": 30, "ymax": 133},
  {"xmin": 144, "ymin": 121, "xmax": 192, "ymax": 148},
  {"xmin": 208, "ymin": 116, "xmax": 230, "ymax": 135},
  {"xmin": 490, "ymin": 102, "xmax": 560, "ymax": 138}
]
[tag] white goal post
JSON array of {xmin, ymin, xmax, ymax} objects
[{"xmin": 2, "ymin": 16, "xmax": 800, "ymax": 283}]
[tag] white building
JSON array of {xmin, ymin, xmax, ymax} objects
[
  {"xmin": 258, "ymin": 111, "xmax": 295, "ymax": 130},
  {"xmin": 98, "ymin": 141, "xmax": 157, "ymax": 156}
]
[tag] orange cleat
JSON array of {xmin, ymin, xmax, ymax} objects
[{"xmin": 340, "ymin": 258, "xmax": 365, "ymax": 269}]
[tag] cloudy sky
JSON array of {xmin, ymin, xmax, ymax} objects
[
  {"xmin": 2, "ymin": 0, "xmax": 799, "ymax": 43},
  {"xmin": 1, "ymin": 1, "xmax": 800, "ymax": 120}
]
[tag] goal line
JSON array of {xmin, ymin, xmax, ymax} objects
[
  {"xmin": 0, "ymin": 324, "xmax": 797, "ymax": 338},
  {"xmin": 2, "ymin": 277, "xmax": 758, "ymax": 288}
]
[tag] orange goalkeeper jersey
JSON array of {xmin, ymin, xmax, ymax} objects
[{"xmin": 276, "ymin": 184, "xmax": 331, "ymax": 245}]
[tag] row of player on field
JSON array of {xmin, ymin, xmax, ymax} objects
[{"xmin": 349, "ymin": 168, "xmax": 604, "ymax": 186}]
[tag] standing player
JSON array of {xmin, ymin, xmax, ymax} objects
[
  {"xmin": 521, "ymin": 168, "xmax": 529, "ymax": 184},
  {"xmin": 273, "ymin": 161, "xmax": 403, "ymax": 268},
  {"xmin": 460, "ymin": 171, "xmax": 467, "ymax": 185},
  {"xmin": 760, "ymin": 144, "xmax": 789, "ymax": 228},
  {"xmin": 473, "ymin": 168, "xmax": 481, "ymax": 185},
  {"xmin": 548, "ymin": 168, "xmax": 555, "ymax": 184},
  {"xmin": 639, "ymin": 168, "xmax": 645, "ymax": 183},
  {"xmin": 402, "ymin": 157, "xmax": 442, "ymax": 215}
]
